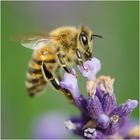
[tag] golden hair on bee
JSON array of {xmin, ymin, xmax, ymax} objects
[{"xmin": 19, "ymin": 25, "xmax": 102, "ymax": 100}]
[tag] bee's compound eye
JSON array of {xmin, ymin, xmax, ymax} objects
[
  {"xmin": 90, "ymin": 35, "xmax": 93, "ymax": 40},
  {"xmin": 80, "ymin": 32, "xmax": 88, "ymax": 46}
]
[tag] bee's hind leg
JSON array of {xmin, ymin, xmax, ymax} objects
[
  {"xmin": 41, "ymin": 63, "xmax": 60, "ymax": 90},
  {"xmin": 41, "ymin": 63, "xmax": 73, "ymax": 101}
]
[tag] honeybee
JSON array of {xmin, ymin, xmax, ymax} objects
[{"xmin": 19, "ymin": 25, "xmax": 102, "ymax": 99}]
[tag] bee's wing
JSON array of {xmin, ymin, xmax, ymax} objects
[
  {"xmin": 14, "ymin": 34, "xmax": 58, "ymax": 50},
  {"xmin": 21, "ymin": 38, "xmax": 52, "ymax": 50}
]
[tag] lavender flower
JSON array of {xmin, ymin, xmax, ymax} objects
[
  {"xmin": 77, "ymin": 57, "xmax": 101, "ymax": 81},
  {"xmin": 61, "ymin": 57, "xmax": 139, "ymax": 139}
]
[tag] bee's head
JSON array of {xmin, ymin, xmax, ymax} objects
[{"xmin": 78, "ymin": 26, "xmax": 102, "ymax": 60}]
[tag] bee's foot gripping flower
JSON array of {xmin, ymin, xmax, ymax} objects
[{"xmin": 61, "ymin": 57, "xmax": 139, "ymax": 139}]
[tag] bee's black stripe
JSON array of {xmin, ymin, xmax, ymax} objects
[
  {"xmin": 44, "ymin": 59, "xmax": 56, "ymax": 63},
  {"xmin": 27, "ymin": 76, "xmax": 44, "ymax": 83},
  {"xmin": 27, "ymin": 80, "xmax": 46, "ymax": 91},
  {"xmin": 32, "ymin": 59, "xmax": 42, "ymax": 65},
  {"xmin": 28, "ymin": 84, "xmax": 45, "ymax": 92},
  {"xmin": 27, "ymin": 76, "xmax": 46, "ymax": 97},
  {"xmin": 33, "ymin": 59, "xmax": 56, "ymax": 65},
  {"xmin": 28, "ymin": 86, "xmax": 44, "ymax": 97},
  {"xmin": 28, "ymin": 68, "xmax": 42, "ymax": 74},
  {"xmin": 28, "ymin": 85, "xmax": 45, "ymax": 97}
]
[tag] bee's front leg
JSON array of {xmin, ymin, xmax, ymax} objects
[
  {"xmin": 57, "ymin": 53, "xmax": 76, "ymax": 76},
  {"xmin": 41, "ymin": 62, "xmax": 73, "ymax": 100},
  {"xmin": 76, "ymin": 48, "xmax": 88, "ymax": 71}
]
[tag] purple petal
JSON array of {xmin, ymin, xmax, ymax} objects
[
  {"xmin": 77, "ymin": 57, "xmax": 101, "ymax": 81},
  {"xmin": 101, "ymin": 93, "xmax": 117, "ymax": 115},
  {"xmin": 70, "ymin": 116, "xmax": 84, "ymax": 124},
  {"xmin": 70, "ymin": 116, "xmax": 88, "ymax": 136},
  {"xmin": 96, "ymin": 114, "xmax": 110, "ymax": 129},
  {"xmin": 126, "ymin": 100, "xmax": 138, "ymax": 111},
  {"xmin": 104, "ymin": 114, "xmax": 120, "ymax": 135},
  {"xmin": 74, "ymin": 95, "xmax": 88, "ymax": 112},
  {"xmin": 95, "ymin": 87, "xmax": 103, "ymax": 101},
  {"xmin": 87, "ymin": 96, "xmax": 103, "ymax": 119},
  {"xmin": 60, "ymin": 69, "xmax": 81, "ymax": 99},
  {"xmin": 105, "ymin": 121, "xmax": 119, "ymax": 135},
  {"xmin": 111, "ymin": 100, "xmax": 138, "ymax": 117}
]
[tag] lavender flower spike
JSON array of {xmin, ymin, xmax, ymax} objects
[
  {"xmin": 78, "ymin": 57, "xmax": 101, "ymax": 81},
  {"xmin": 60, "ymin": 56, "xmax": 139, "ymax": 139}
]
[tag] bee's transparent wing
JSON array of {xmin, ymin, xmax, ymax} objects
[
  {"xmin": 14, "ymin": 34, "xmax": 58, "ymax": 50},
  {"xmin": 21, "ymin": 38, "xmax": 52, "ymax": 50}
]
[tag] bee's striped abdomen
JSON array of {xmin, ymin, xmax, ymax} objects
[
  {"xmin": 26, "ymin": 60, "xmax": 56, "ymax": 97},
  {"xmin": 25, "ymin": 45, "xmax": 57, "ymax": 97},
  {"xmin": 25, "ymin": 59, "xmax": 47, "ymax": 97}
]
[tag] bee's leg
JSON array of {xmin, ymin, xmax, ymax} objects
[
  {"xmin": 41, "ymin": 63, "xmax": 73, "ymax": 100},
  {"xmin": 42, "ymin": 63, "xmax": 60, "ymax": 90},
  {"xmin": 57, "ymin": 53, "xmax": 75, "ymax": 76},
  {"xmin": 76, "ymin": 48, "xmax": 88, "ymax": 71}
]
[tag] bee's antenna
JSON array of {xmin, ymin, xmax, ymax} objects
[{"xmin": 92, "ymin": 34, "xmax": 103, "ymax": 39}]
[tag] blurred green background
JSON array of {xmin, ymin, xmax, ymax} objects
[{"xmin": 2, "ymin": 1, "xmax": 139, "ymax": 139}]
